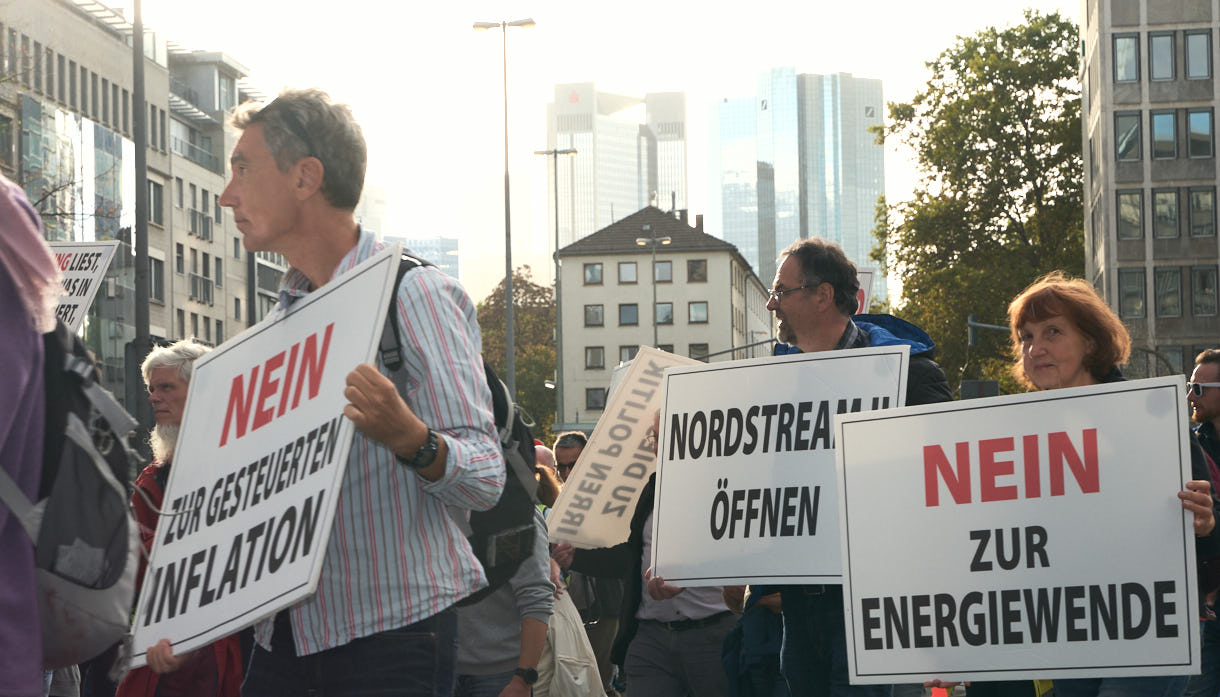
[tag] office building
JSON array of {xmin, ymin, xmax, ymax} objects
[
  {"xmin": 384, "ymin": 235, "xmax": 460, "ymax": 279},
  {"xmin": 1082, "ymin": 0, "xmax": 1219, "ymax": 376},
  {"xmin": 544, "ymin": 83, "xmax": 687, "ymax": 247},
  {"xmin": 711, "ymin": 68, "xmax": 885, "ymax": 292}
]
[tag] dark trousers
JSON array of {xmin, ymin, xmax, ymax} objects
[
  {"xmin": 242, "ymin": 608, "xmax": 458, "ymax": 697},
  {"xmin": 779, "ymin": 587, "xmax": 891, "ymax": 697}
]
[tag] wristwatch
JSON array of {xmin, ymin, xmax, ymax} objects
[
  {"xmin": 396, "ymin": 428, "xmax": 439, "ymax": 470},
  {"xmin": 513, "ymin": 667, "xmax": 539, "ymax": 685}
]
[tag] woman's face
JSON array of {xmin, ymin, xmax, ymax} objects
[{"xmin": 1019, "ymin": 315, "xmax": 1097, "ymax": 390}]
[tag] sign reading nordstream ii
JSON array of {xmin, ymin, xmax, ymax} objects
[
  {"xmin": 835, "ymin": 376, "xmax": 1199, "ymax": 683},
  {"xmin": 651, "ymin": 346, "xmax": 909, "ymax": 586},
  {"xmin": 128, "ymin": 245, "xmax": 401, "ymax": 668}
]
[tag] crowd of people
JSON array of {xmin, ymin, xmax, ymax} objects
[{"xmin": 2, "ymin": 86, "xmax": 1219, "ymax": 697}]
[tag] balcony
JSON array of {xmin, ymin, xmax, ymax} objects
[
  {"xmin": 189, "ymin": 208, "xmax": 213, "ymax": 241},
  {"xmin": 189, "ymin": 273, "xmax": 214, "ymax": 305},
  {"xmin": 171, "ymin": 136, "xmax": 220, "ymax": 172}
]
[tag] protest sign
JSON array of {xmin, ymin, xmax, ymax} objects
[
  {"xmin": 548, "ymin": 346, "xmax": 700, "ymax": 548},
  {"xmin": 856, "ymin": 266, "xmax": 876, "ymax": 315},
  {"xmin": 48, "ymin": 240, "xmax": 119, "ymax": 333},
  {"xmin": 651, "ymin": 346, "xmax": 909, "ymax": 585},
  {"xmin": 128, "ymin": 244, "xmax": 401, "ymax": 667},
  {"xmin": 835, "ymin": 376, "xmax": 1198, "ymax": 683}
]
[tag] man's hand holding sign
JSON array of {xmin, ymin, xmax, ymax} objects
[{"xmin": 343, "ymin": 363, "xmax": 448, "ymax": 481}]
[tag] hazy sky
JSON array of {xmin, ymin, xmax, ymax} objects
[{"xmin": 129, "ymin": 0, "xmax": 1080, "ymax": 303}]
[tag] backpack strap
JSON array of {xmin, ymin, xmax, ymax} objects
[
  {"xmin": 380, "ymin": 253, "xmax": 430, "ymax": 373},
  {"xmin": 0, "ymin": 466, "xmax": 37, "ymax": 539}
]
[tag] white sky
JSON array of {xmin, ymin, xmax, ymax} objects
[{"xmin": 130, "ymin": 0, "xmax": 1080, "ymax": 303}]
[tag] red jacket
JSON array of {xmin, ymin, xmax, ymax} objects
[{"xmin": 116, "ymin": 462, "xmax": 243, "ymax": 697}]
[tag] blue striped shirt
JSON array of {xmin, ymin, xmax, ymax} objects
[{"xmin": 253, "ymin": 230, "xmax": 505, "ymax": 655}]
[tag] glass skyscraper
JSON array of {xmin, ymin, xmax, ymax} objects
[{"xmin": 712, "ymin": 69, "xmax": 884, "ymax": 293}]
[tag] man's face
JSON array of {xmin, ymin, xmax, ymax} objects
[
  {"xmin": 147, "ymin": 365, "xmax": 189, "ymax": 427},
  {"xmin": 766, "ymin": 255, "xmax": 817, "ymax": 345},
  {"xmin": 554, "ymin": 445, "xmax": 582, "ymax": 483},
  {"xmin": 1190, "ymin": 362, "xmax": 1220, "ymax": 426},
  {"xmin": 219, "ymin": 123, "xmax": 302, "ymax": 256}
]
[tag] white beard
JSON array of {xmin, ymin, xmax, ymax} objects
[{"xmin": 150, "ymin": 424, "xmax": 180, "ymax": 463}]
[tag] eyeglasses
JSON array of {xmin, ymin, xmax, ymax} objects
[
  {"xmin": 767, "ymin": 285, "xmax": 815, "ymax": 303},
  {"xmin": 1189, "ymin": 382, "xmax": 1220, "ymax": 396}
]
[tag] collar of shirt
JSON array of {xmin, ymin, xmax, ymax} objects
[
  {"xmin": 275, "ymin": 226, "xmax": 379, "ymax": 311},
  {"xmin": 833, "ymin": 318, "xmax": 867, "ymax": 351}
]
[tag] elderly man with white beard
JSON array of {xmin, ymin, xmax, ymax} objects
[{"xmin": 115, "ymin": 339, "xmax": 246, "ymax": 696}]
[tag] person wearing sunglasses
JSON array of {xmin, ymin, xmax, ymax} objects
[{"xmin": 1186, "ymin": 349, "xmax": 1220, "ymax": 697}]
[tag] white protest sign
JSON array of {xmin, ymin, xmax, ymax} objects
[
  {"xmin": 129, "ymin": 244, "xmax": 401, "ymax": 667},
  {"xmin": 856, "ymin": 267, "xmax": 877, "ymax": 315},
  {"xmin": 548, "ymin": 346, "xmax": 700, "ymax": 548},
  {"xmin": 48, "ymin": 241, "xmax": 119, "ymax": 333},
  {"xmin": 651, "ymin": 346, "xmax": 909, "ymax": 585},
  {"xmin": 836, "ymin": 376, "xmax": 1199, "ymax": 683}
]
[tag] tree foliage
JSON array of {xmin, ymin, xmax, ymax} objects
[
  {"xmin": 477, "ymin": 266, "xmax": 557, "ymax": 438},
  {"xmin": 873, "ymin": 10, "xmax": 1084, "ymax": 393}
]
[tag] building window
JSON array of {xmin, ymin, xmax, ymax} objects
[
  {"xmin": 619, "ymin": 345, "xmax": 639, "ymax": 363},
  {"xmin": 585, "ymin": 346, "xmax": 605, "ymax": 369},
  {"xmin": 80, "ymin": 66, "xmax": 88, "ymax": 114},
  {"xmin": 90, "ymin": 72, "xmax": 97, "ymax": 118},
  {"xmin": 656, "ymin": 302, "xmax": 673, "ymax": 325},
  {"xmin": 234, "ymin": 297, "xmax": 242, "ymax": 322},
  {"xmin": 657, "ymin": 344, "xmax": 674, "ymax": 354},
  {"xmin": 1155, "ymin": 267, "xmax": 1182, "ymax": 317},
  {"xmin": 191, "ymin": 312, "xmax": 199, "ymax": 338},
  {"xmin": 1187, "ymin": 31, "xmax": 1212, "ymax": 79},
  {"xmin": 122, "ymin": 88, "xmax": 129, "ymax": 133},
  {"xmin": 688, "ymin": 301, "xmax": 709, "ymax": 324},
  {"xmin": 584, "ymin": 263, "xmax": 603, "ymax": 285},
  {"xmin": 1115, "ymin": 113, "xmax": 1141, "ymax": 161},
  {"xmin": 1152, "ymin": 111, "xmax": 1177, "ymax": 159},
  {"xmin": 149, "ymin": 104, "xmax": 157, "ymax": 148},
  {"xmin": 190, "ymin": 183, "xmax": 197, "ymax": 210},
  {"xmin": 1153, "ymin": 190, "xmax": 1178, "ymax": 238},
  {"xmin": 214, "ymin": 194, "xmax": 222, "ymax": 223},
  {"xmin": 689, "ymin": 343, "xmax": 709, "ymax": 362},
  {"xmin": 1188, "ymin": 109, "xmax": 1213, "ymax": 158},
  {"xmin": 1114, "ymin": 34, "xmax": 1139, "ymax": 82},
  {"xmin": 214, "ymin": 258, "xmax": 223, "ymax": 287},
  {"xmin": 176, "ymin": 309, "xmax": 185, "ymax": 339},
  {"xmin": 149, "ymin": 258, "xmax": 164, "ymax": 303},
  {"xmin": 33, "ymin": 40, "xmax": 41, "ymax": 92},
  {"xmin": 1190, "ymin": 188, "xmax": 1216, "ymax": 236},
  {"xmin": 1118, "ymin": 268, "xmax": 1146, "ymax": 318},
  {"xmin": 0, "ymin": 115, "xmax": 11, "ymax": 168},
  {"xmin": 190, "ymin": 248, "xmax": 198, "ymax": 275},
  {"xmin": 1156, "ymin": 346, "xmax": 1185, "ymax": 377},
  {"xmin": 111, "ymin": 83, "xmax": 119, "ymax": 128},
  {"xmin": 618, "ymin": 261, "xmax": 637, "ymax": 284},
  {"xmin": 1117, "ymin": 191, "xmax": 1143, "ymax": 240},
  {"xmin": 688, "ymin": 259, "xmax": 708, "ymax": 282},
  {"xmin": 203, "ymin": 316, "xmax": 211, "ymax": 343},
  {"xmin": 585, "ymin": 388, "xmax": 606, "ymax": 411},
  {"xmin": 215, "ymin": 320, "xmax": 223, "ymax": 345},
  {"xmin": 175, "ymin": 243, "xmax": 184, "ymax": 274},
  {"xmin": 655, "ymin": 260, "xmax": 672, "ymax": 283},
  {"xmin": 56, "ymin": 54, "xmax": 65, "ymax": 102},
  {"xmin": 1193, "ymin": 267, "xmax": 1218, "ymax": 316},
  {"xmin": 233, "ymin": 237, "xmax": 242, "ymax": 259},
  {"xmin": 69, "ymin": 61, "xmax": 76, "ymax": 108},
  {"xmin": 147, "ymin": 181, "xmax": 164, "ymax": 225},
  {"xmin": 1149, "ymin": 33, "xmax": 1174, "ymax": 81},
  {"xmin": 619, "ymin": 303, "xmax": 639, "ymax": 326},
  {"xmin": 175, "ymin": 178, "xmax": 184, "ymax": 208},
  {"xmin": 584, "ymin": 304, "xmax": 604, "ymax": 327},
  {"xmin": 160, "ymin": 109, "xmax": 166, "ymax": 150}
]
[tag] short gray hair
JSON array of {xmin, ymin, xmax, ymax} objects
[
  {"xmin": 141, "ymin": 339, "xmax": 211, "ymax": 387},
  {"xmin": 230, "ymin": 88, "xmax": 366, "ymax": 210}
]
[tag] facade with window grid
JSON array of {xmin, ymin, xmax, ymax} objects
[
  {"xmin": 1083, "ymin": 0, "xmax": 1220, "ymax": 378},
  {"xmin": 557, "ymin": 206, "xmax": 772, "ymax": 431}
]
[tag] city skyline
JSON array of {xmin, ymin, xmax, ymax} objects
[{"xmin": 124, "ymin": 0, "xmax": 1079, "ymax": 303}]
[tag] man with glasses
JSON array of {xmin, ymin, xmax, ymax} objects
[
  {"xmin": 553, "ymin": 431, "xmax": 587, "ymax": 484},
  {"xmin": 218, "ymin": 89, "xmax": 505, "ymax": 697},
  {"xmin": 1186, "ymin": 349, "xmax": 1220, "ymax": 697},
  {"xmin": 762, "ymin": 238, "xmax": 952, "ymax": 697}
]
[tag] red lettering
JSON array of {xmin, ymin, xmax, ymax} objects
[
  {"xmin": 979, "ymin": 437, "xmax": 1017, "ymax": 502},
  {"xmin": 1049, "ymin": 428, "xmax": 1099, "ymax": 496},
  {"xmin": 277, "ymin": 344, "xmax": 301, "ymax": 417},
  {"xmin": 924, "ymin": 442, "xmax": 972, "ymax": 507},
  {"xmin": 253, "ymin": 351, "xmax": 286, "ymax": 432},
  {"xmin": 56, "ymin": 253, "xmax": 71, "ymax": 271},
  {"xmin": 220, "ymin": 366, "xmax": 260, "ymax": 447},
  {"xmin": 293, "ymin": 323, "xmax": 334, "ymax": 409},
  {"xmin": 1023, "ymin": 434, "xmax": 1041, "ymax": 498}
]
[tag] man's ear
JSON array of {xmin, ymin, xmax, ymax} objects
[{"xmin": 294, "ymin": 157, "xmax": 324, "ymax": 200}]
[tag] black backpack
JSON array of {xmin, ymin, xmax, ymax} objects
[
  {"xmin": 0, "ymin": 320, "xmax": 141, "ymax": 668},
  {"xmin": 379, "ymin": 254, "xmax": 540, "ymax": 605}
]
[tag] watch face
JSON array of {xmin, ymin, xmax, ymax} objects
[{"xmin": 516, "ymin": 667, "xmax": 539, "ymax": 684}]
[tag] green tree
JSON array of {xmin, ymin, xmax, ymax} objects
[
  {"xmin": 477, "ymin": 266, "xmax": 557, "ymax": 437},
  {"xmin": 873, "ymin": 9, "xmax": 1084, "ymax": 394}
]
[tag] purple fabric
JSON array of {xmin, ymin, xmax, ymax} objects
[{"xmin": 0, "ymin": 260, "xmax": 46, "ymax": 696}]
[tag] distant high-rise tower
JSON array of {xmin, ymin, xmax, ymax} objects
[
  {"xmin": 545, "ymin": 83, "xmax": 687, "ymax": 247},
  {"xmin": 711, "ymin": 69, "xmax": 884, "ymax": 293},
  {"xmin": 383, "ymin": 236, "xmax": 460, "ymax": 280}
]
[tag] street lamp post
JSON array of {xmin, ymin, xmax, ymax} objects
[
  {"xmin": 534, "ymin": 147, "xmax": 576, "ymax": 427},
  {"xmin": 474, "ymin": 17, "xmax": 534, "ymax": 397},
  {"xmin": 635, "ymin": 224, "xmax": 671, "ymax": 349}
]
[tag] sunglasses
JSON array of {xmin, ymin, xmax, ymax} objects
[{"xmin": 1189, "ymin": 382, "xmax": 1220, "ymax": 396}]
